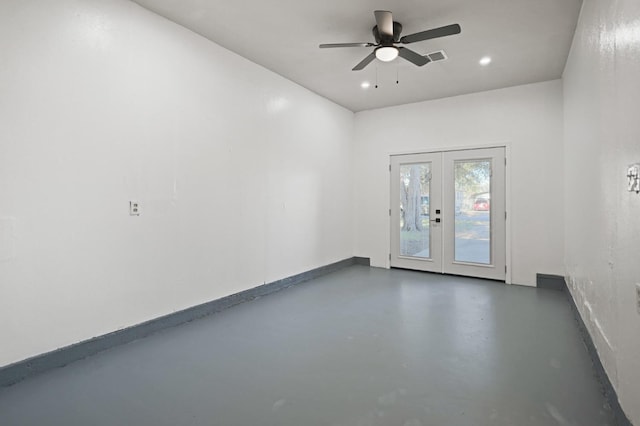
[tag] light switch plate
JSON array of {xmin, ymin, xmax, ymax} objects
[
  {"xmin": 627, "ymin": 164, "xmax": 640, "ymax": 193},
  {"xmin": 129, "ymin": 201, "xmax": 141, "ymax": 216}
]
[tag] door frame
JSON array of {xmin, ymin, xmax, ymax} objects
[{"xmin": 387, "ymin": 143, "xmax": 512, "ymax": 284}]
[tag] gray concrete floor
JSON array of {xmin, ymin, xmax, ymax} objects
[{"xmin": 0, "ymin": 266, "xmax": 613, "ymax": 426}]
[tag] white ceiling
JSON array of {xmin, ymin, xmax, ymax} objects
[{"xmin": 132, "ymin": 0, "xmax": 582, "ymax": 112}]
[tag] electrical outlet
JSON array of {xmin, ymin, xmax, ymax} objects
[
  {"xmin": 636, "ymin": 284, "xmax": 640, "ymax": 315},
  {"xmin": 129, "ymin": 201, "xmax": 141, "ymax": 216}
]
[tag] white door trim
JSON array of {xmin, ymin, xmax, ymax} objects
[{"xmin": 388, "ymin": 144, "xmax": 511, "ymax": 283}]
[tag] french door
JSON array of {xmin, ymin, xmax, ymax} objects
[{"xmin": 390, "ymin": 147, "xmax": 506, "ymax": 281}]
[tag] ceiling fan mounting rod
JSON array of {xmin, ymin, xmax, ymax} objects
[{"xmin": 372, "ymin": 21, "xmax": 403, "ymax": 44}]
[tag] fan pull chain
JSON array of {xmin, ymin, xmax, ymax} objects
[
  {"xmin": 375, "ymin": 67, "xmax": 378, "ymax": 89},
  {"xmin": 396, "ymin": 68, "xmax": 399, "ymax": 84}
]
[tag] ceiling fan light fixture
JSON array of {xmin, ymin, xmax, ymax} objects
[
  {"xmin": 320, "ymin": 10, "xmax": 461, "ymax": 71},
  {"xmin": 375, "ymin": 46, "xmax": 399, "ymax": 62}
]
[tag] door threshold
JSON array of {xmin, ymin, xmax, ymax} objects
[{"xmin": 390, "ymin": 267, "xmax": 506, "ymax": 283}]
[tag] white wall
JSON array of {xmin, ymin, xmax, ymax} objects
[
  {"xmin": 353, "ymin": 81, "xmax": 564, "ymax": 287},
  {"xmin": 0, "ymin": 0, "xmax": 354, "ymax": 367},
  {"xmin": 5, "ymin": 5, "xmax": 636, "ymax": 420},
  {"xmin": 563, "ymin": 0, "xmax": 640, "ymax": 423}
]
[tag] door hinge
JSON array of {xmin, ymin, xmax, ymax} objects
[
  {"xmin": 389, "ymin": 164, "xmax": 391, "ymax": 172},
  {"xmin": 389, "ymin": 208, "xmax": 391, "ymax": 216},
  {"xmin": 389, "ymin": 253, "xmax": 392, "ymax": 261},
  {"xmin": 505, "ymin": 157, "xmax": 507, "ymax": 166},
  {"xmin": 505, "ymin": 211, "xmax": 507, "ymax": 220},
  {"xmin": 505, "ymin": 265, "xmax": 507, "ymax": 273}
]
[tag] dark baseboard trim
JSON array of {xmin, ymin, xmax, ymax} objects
[
  {"xmin": 536, "ymin": 273, "xmax": 565, "ymax": 291},
  {"xmin": 564, "ymin": 281, "xmax": 632, "ymax": 426},
  {"xmin": 354, "ymin": 256, "xmax": 370, "ymax": 266},
  {"xmin": 0, "ymin": 257, "xmax": 370, "ymax": 388}
]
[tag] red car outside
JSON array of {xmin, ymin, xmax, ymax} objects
[{"xmin": 473, "ymin": 198, "xmax": 490, "ymax": 211}]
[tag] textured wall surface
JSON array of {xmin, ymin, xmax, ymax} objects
[
  {"xmin": 353, "ymin": 80, "xmax": 565, "ymax": 287},
  {"xmin": 563, "ymin": 0, "xmax": 640, "ymax": 423},
  {"xmin": 0, "ymin": 0, "xmax": 354, "ymax": 366}
]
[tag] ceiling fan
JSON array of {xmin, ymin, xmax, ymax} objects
[{"xmin": 319, "ymin": 10, "xmax": 461, "ymax": 71}]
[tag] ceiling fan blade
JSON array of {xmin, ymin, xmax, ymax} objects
[
  {"xmin": 319, "ymin": 43, "xmax": 374, "ymax": 48},
  {"xmin": 374, "ymin": 10, "xmax": 394, "ymax": 39},
  {"xmin": 400, "ymin": 23, "xmax": 461, "ymax": 44},
  {"xmin": 397, "ymin": 47, "xmax": 431, "ymax": 66},
  {"xmin": 352, "ymin": 52, "xmax": 376, "ymax": 71}
]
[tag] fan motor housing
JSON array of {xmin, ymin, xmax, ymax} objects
[{"xmin": 372, "ymin": 21, "xmax": 403, "ymax": 44}]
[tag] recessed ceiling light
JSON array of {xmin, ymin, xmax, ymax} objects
[
  {"xmin": 361, "ymin": 81, "xmax": 371, "ymax": 89},
  {"xmin": 479, "ymin": 56, "xmax": 492, "ymax": 66}
]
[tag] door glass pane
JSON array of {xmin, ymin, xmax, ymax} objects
[
  {"xmin": 399, "ymin": 163, "xmax": 430, "ymax": 258},
  {"xmin": 454, "ymin": 160, "xmax": 491, "ymax": 264}
]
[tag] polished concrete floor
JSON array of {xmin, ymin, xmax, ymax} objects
[{"xmin": 0, "ymin": 266, "xmax": 614, "ymax": 425}]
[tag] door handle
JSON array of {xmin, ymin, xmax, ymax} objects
[{"xmin": 430, "ymin": 218, "xmax": 441, "ymax": 223}]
